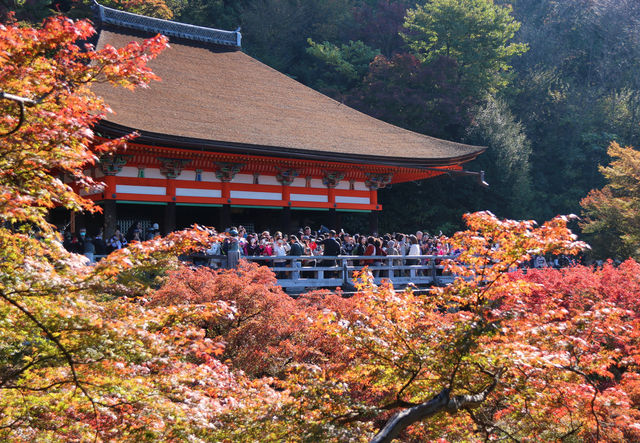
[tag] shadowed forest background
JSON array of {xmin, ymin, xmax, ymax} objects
[{"xmin": 8, "ymin": 0, "xmax": 640, "ymax": 249}]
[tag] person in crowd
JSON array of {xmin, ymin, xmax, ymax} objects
[
  {"xmin": 260, "ymin": 237, "xmax": 273, "ymax": 258},
  {"xmin": 407, "ymin": 235, "xmax": 421, "ymax": 265},
  {"xmin": 207, "ymin": 238, "xmax": 222, "ymax": 255},
  {"xmin": 93, "ymin": 227, "xmax": 107, "ymax": 256},
  {"xmin": 288, "ymin": 235, "xmax": 305, "ymax": 256},
  {"xmin": 244, "ymin": 235, "xmax": 261, "ymax": 256},
  {"xmin": 396, "ymin": 233, "xmax": 407, "ymax": 256},
  {"xmin": 78, "ymin": 228, "xmax": 95, "ymax": 263},
  {"xmin": 351, "ymin": 235, "xmax": 366, "ymax": 266},
  {"xmin": 126, "ymin": 221, "xmax": 142, "ymax": 242},
  {"xmin": 303, "ymin": 226, "xmax": 313, "ymax": 238},
  {"xmin": 222, "ymin": 227, "xmax": 241, "ymax": 255},
  {"xmin": 362, "ymin": 236, "xmax": 377, "ymax": 266},
  {"xmin": 272, "ymin": 234, "xmax": 289, "ymax": 274},
  {"xmin": 534, "ymin": 254, "xmax": 547, "ymax": 268},
  {"xmin": 385, "ymin": 239, "xmax": 399, "ymax": 256},
  {"xmin": 62, "ymin": 230, "xmax": 74, "ymax": 252},
  {"xmin": 385, "ymin": 239, "xmax": 401, "ymax": 276},
  {"xmin": 341, "ymin": 232, "xmax": 355, "ymax": 255},
  {"xmin": 130, "ymin": 230, "xmax": 142, "ymax": 243},
  {"xmin": 109, "ymin": 228, "xmax": 127, "ymax": 251},
  {"xmin": 320, "ymin": 230, "xmax": 341, "ymax": 266},
  {"xmin": 300, "ymin": 236, "xmax": 312, "ymax": 255},
  {"xmin": 146, "ymin": 223, "xmax": 160, "ymax": 240},
  {"xmin": 75, "ymin": 227, "xmax": 87, "ymax": 254}
]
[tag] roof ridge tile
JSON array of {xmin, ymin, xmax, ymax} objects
[{"xmin": 93, "ymin": 1, "xmax": 241, "ymax": 47}]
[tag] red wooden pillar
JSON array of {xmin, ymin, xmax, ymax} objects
[
  {"xmin": 104, "ymin": 175, "xmax": 116, "ymax": 198},
  {"xmin": 165, "ymin": 179, "xmax": 176, "ymax": 234},
  {"xmin": 328, "ymin": 187, "xmax": 336, "ymax": 208},
  {"xmin": 281, "ymin": 184, "xmax": 292, "ymax": 232},
  {"xmin": 103, "ymin": 200, "xmax": 117, "ymax": 237},
  {"xmin": 221, "ymin": 181, "xmax": 230, "ymax": 202},
  {"xmin": 369, "ymin": 188, "xmax": 378, "ymax": 207},
  {"xmin": 220, "ymin": 181, "xmax": 232, "ymax": 228}
]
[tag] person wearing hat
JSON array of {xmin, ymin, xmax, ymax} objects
[
  {"xmin": 288, "ymin": 235, "xmax": 305, "ymax": 256},
  {"xmin": 340, "ymin": 232, "xmax": 355, "ymax": 255},
  {"xmin": 146, "ymin": 222, "xmax": 160, "ymax": 240},
  {"xmin": 223, "ymin": 227, "xmax": 241, "ymax": 254}
]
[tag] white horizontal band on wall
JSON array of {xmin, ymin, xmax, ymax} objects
[
  {"xmin": 116, "ymin": 185, "xmax": 166, "ymax": 195},
  {"xmin": 289, "ymin": 177, "xmax": 307, "ymax": 187},
  {"xmin": 175, "ymin": 188, "xmax": 222, "ymax": 198},
  {"xmin": 354, "ymin": 181, "xmax": 369, "ymax": 191},
  {"xmin": 230, "ymin": 190, "xmax": 282, "ymax": 200},
  {"xmin": 116, "ymin": 166, "xmax": 141, "ymax": 177},
  {"xmin": 174, "ymin": 171, "xmax": 219, "ymax": 182},
  {"xmin": 335, "ymin": 195, "xmax": 370, "ymax": 205},
  {"xmin": 290, "ymin": 193, "xmax": 329, "ymax": 202},
  {"xmin": 233, "ymin": 173, "xmax": 254, "ymax": 184}
]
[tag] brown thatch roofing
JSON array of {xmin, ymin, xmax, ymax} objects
[{"xmin": 92, "ymin": 8, "xmax": 484, "ymax": 168}]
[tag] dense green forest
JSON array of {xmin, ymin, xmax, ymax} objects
[{"xmin": 8, "ymin": 0, "xmax": 640, "ymax": 240}]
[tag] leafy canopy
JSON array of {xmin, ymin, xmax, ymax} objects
[
  {"xmin": 402, "ymin": 0, "xmax": 528, "ymax": 96},
  {"xmin": 581, "ymin": 142, "xmax": 640, "ymax": 260}
]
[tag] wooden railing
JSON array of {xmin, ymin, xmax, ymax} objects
[{"xmin": 187, "ymin": 253, "xmax": 458, "ymax": 290}]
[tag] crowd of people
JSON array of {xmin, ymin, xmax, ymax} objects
[
  {"xmin": 62, "ymin": 221, "xmax": 161, "ymax": 262},
  {"xmin": 62, "ymin": 221, "xmax": 582, "ymax": 271},
  {"xmin": 205, "ymin": 225, "xmax": 457, "ymax": 267}
]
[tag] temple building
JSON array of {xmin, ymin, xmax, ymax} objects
[{"xmin": 76, "ymin": 3, "xmax": 485, "ymax": 235}]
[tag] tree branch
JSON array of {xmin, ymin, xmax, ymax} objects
[{"xmin": 371, "ymin": 374, "xmax": 499, "ymax": 443}]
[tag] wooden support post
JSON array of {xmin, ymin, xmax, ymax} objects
[
  {"xmin": 220, "ymin": 204, "xmax": 232, "ymax": 228},
  {"xmin": 103, "ymin": 199, "xmax": 117, "ymax": 237},
  {"xmin": 281, "ymin": 206, "xmax": 292, "ymax": 233},
  {"xmin": 329, "ymin": 208, "xmax": 338, "ymax": 230},
  {"xmin": 369, "ymin": 210, "xmax": 379, "ymax": 235},
  {"xmin": 164, "ymin": 202, "xmax": 176, "ymax": 234},
  {"xmin": 70, "ymin": 210, "xmax": 76, "ymax": 234}
]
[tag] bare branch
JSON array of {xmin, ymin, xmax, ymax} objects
[{"xmin": 371, "ymin": 373, "xmax": 500, "ymax": 443}]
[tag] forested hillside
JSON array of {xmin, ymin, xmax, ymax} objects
[{"xmin": 8, "ymin": 0, "xmax": 640, "ymax": 238}]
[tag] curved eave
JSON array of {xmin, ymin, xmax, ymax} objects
[{"xmin": 96, "ymin": 120, "xmax": 486, "ymax": 169}]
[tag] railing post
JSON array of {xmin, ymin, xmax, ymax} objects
[
  {"xmin": 227, "ymin": 250, "xmax": 240, "ymax": 269},
  {"xmin": 292, "ymin": 257, "xmax": 301, "ymax": 281},
  {"xmin": 387, "ymin": 256, "xmax": 393, "ymax": 282},
  {"xmin": 431, "ymin": 257, "xmax": 437, "ymax": 284},
  {"xmin": 342, "ymin": 258, "xmax": 348, "ymax": 285}
]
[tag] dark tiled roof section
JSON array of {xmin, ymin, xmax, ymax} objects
[
  {"xmin": 93, "ymin": 29, "xmax": 485, "ymax": 167},
  {"xmin": 94, "ymin": 2, "xmax": 241, "ymax": 47}
]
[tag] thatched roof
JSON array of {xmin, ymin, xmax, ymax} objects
[{"xmin": 92, "ymin": 4, "xmax": 484, "ymax": 168}]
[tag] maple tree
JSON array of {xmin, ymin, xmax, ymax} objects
[
  {"xmin": 0, "ymin": 16, "xmax": 267, "ymax": 440},
  {"xmin": 581, "ymin": 141, "xmax": 640, "ymax": 260}
]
